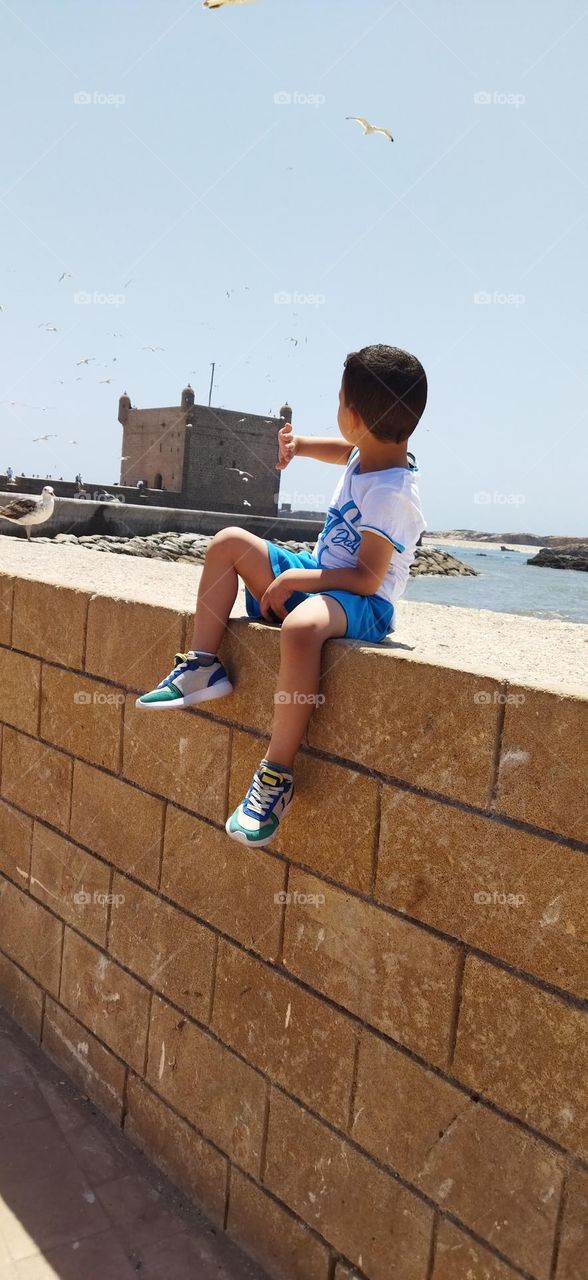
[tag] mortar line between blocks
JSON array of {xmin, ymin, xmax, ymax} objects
[
  {"xmin": 224, "ymin": 726, "xmax": 234, "ymax": 823},
  {"xmin": 447, "ymin": 944, "xmax": 468, "ymax": 1069},
  {"xmin": 258, "ymin": 1080, "xmax": 271, "ymax": 1184},
  {"xmin": 207, "ymin": 934, "xmax": 220, "ymax": 1026},
  {"xmin": 489, "ymin": 684, "xmax": 508, "ymax": 808},
  {"xmin": 223, "ymin": 1161, "xmax": 232, "ymax": 1232},
  {"xmin": 549, "ymin": 1166, "xmax": 568, "ymax": 1280},
  {"xmin": 347, "ymin": 1031, "xmax": 362, "ymax": 1134},
  {"xmin": 425, "ymin": 1210, "xmax": 439, "ymax": 1280},
  {"xmin": 369, "ymin": 784, "xmax": 382, "ymax": 896}
]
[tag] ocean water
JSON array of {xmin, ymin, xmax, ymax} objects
[{"xmin": 405, "ymin": 547, "xmax": 588, "ymax": 625}]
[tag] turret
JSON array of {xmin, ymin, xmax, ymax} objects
[
  {"xmin": 280, "ymin": 402, "xmax": 293, "ymax": 424},
  {"xmin": 181, "ymin": 383, "xmax": 195, "ymax": 412},
  {"xmin": 118, "ymin": 391, "xmax": 131, "ymax": 425}
]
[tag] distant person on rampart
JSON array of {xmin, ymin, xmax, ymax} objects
[{"xmin": 137, "ymin": 345, "xmax": 427, "ymax": 847}]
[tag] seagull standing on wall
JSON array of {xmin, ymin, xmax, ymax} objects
[
  {"xmin": 0, "ymin": 487, "xmax": 55, "ymax": 540},
  {"xmin": 346, "ymin": 116, "xmax": 394, "ymax": 142}
]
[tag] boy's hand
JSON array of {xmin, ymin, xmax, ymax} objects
[
  {"xmin": 260, "ymin": 572, "xmax": 296, "ymax": 621},
  {"xmin": 276, "ymin": 423, "xmax": 297, "ymax": 471}
]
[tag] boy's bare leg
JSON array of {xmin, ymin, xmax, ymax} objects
[
  {"xmin": 190, "ymin": 527, "xmax": 275, "ymax": 654},
  {"xmin": 267, "ymin": 594, "xmax": 347, "ymax": 768}
]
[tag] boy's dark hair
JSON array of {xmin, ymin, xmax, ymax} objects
[{"xmin": 342, "ymin": 344, "xmax": 428, "ymax": 442}]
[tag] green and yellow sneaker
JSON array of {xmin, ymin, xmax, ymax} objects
[
  {"xmin": 226, "ymin": 761, "xmax": 294, "ymax": 847},
  {"xmin": 136, "ymin": 652, "xmax": 233, "ymax": 709}
]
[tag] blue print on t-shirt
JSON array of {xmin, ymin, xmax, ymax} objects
[{"xmin": 318, "ymin": 500, "xmax": 362, "ymax": 564}]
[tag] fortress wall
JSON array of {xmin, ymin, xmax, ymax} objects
[
  {"xmin": 184, "ymin": 407, "xmax": 280, "ymax": 516},
  {"xmin": 121, "ymin": 407, "xmax": 187, "ymax": 491},
  {"xmin": 0, "ymin": 561, "xmax": 586, "ymax": 1280}
]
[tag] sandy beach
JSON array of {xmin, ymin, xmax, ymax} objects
[{"xmin": 423, "ymin": 535, "xmax": 539, "ymax": 556}]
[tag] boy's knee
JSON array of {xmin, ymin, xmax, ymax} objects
[
  {"xmin": 281, "ymin": 610, "xmax": 327, "ymax": 645},
  {"xmin": 210, "ymin": 527, "xmax": 248, "ymax": 555}
]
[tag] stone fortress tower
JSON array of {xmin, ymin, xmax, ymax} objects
[{"xmin": 118, "ymin": 386, "xmax": 291, "ymax": 517}]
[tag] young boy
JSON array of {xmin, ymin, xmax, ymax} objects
[{"xmin": 137, "ymin": 344, "xmax": 427, "ymax": 847}]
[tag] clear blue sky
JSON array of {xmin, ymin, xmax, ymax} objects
[{"xmin": 1, "ymin": 0, "xmax": 587, "ymax": 534}]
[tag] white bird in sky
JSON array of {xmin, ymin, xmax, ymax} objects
[
  {"xmin": 99, "ymin": 378, "xmax": 114, "ymax": 384},
  {"xmin": 0, "ymin": 486, "xmax": 55, "ymax": 540},
  {"xmin": 32, "ymin": 434, "xmax": 58, "ymax": 443},
  {"xmin": 68, "ymin": 439, "xmax": 79, "ymax": 445},
  {"xmin": 58, "ymin": 271, "xmax": 72, "ymax": 282},
  {"xmin": 346, "ymin": 116, "xmax": 394, "ymax": 142},
  {"xmin": 228, "ymin": 467, "xmax": 253, "ymax": 480},
  {"xmin": 76, "ymin": 356, "xmax": 95, "ymax": 365},
  {"xmin": 142, "ymin": 345, "xmax": 165, "ymax": 352},
  {"xmin": 203, "ymin": 0, "xmax": 255, "ymax": 9}
]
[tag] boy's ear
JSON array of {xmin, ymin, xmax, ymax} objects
[{"xmin": 348, "ymin": 404, "xmax": 365, "ymax": 435}]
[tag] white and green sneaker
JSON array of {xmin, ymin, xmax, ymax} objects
[
  {"xmin": 226, "ymin": 761, "xmax": 294, "ymax": 847},
  {"xmin": 136, "ymin": 651, "xmax": 233, "ymax": 709}
]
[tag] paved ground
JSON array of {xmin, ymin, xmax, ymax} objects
[
  {"xmin": 0, "ymin": 1009, "xmax": 267, "ymax": 1280},
  {"xmin": 1, "ymin": 534, "xmax": 586, "ymax": 695}
]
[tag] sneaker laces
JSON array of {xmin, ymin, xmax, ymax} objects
[{"xmin": 244, "ymin": 770, "xmax": 286, "ymax": 819}]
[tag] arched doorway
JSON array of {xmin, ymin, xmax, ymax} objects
[{"xmin": 154, "ymin": 473, "xmax": 163, "ymax": 489}]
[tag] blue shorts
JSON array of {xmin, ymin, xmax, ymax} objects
[{"xmin": 244, "ymin": 541, "xmax": 394, "ymax": 643}]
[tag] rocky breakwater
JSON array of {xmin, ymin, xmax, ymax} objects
[
  {"xmin": 528, "ymin": 545, "xmax": 588, "ymax": 572},
  {"xmin": 38, "ymin": 531, "xmax": 477, "ymax": 576}
]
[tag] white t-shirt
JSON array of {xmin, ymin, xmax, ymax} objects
[{"xmin": 313, "ymin": 448, "xmax": 426, "ymax": 609}]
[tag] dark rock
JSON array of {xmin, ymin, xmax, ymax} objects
[
  {"xmin": 527, "ymin": 546, "xmax": 588, "ymax": 571},
  {"xmin": 40, "ymin": 531, "xmax": 476, "ymax": 576}
]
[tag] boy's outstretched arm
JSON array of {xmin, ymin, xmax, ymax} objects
[{"xmin": 277, "ymin": 423, "xmax": 352, "ymax": 470}]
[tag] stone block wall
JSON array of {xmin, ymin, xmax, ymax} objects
[
  {"xmin": 183, "ymin": 406, "xmax": 279, "ymax": 516},
  {"xmin": 0, "ymin": 567, "xmax": 586, "ymax": 1280},
  {"xmin": 120, "ymin": 405, "xmax": 187, "ymax": 491}
]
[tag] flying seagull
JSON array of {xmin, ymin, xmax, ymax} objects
[
  {"xmin": 32, "ymin": 433, "xmax": 58, "ymax": 443},
  {"xmin": 58, "ymin": 271, "xmax": 72, "ymax": 282},
  {"xmin": 0, "ymin": 486, "xmax": 55, "ymax": 540},
  {"xmin": 203, "ymin": 0, "xmax": 255, "ymax": 8},
  {"xmin": 346, "ymin": 116, "xmax": 394, "ymax": 142},
  {"xmin": 142, "ymin": 345, "xmax": 165, "ymax": 352},
  {"xmin": 228, "ymin": 467, "xmax": 253, "ymax": 480},
  {"xmin": 99, "ymin": 378, "xmax": 114, "ymax": 384},
  {"xmin": 76, "ymin": 356, "xmax": 95, "ymax": 365}
]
